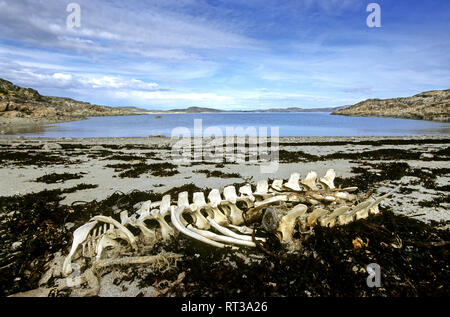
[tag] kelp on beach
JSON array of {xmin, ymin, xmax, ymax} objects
[
  {"xmin": 0, "ymin": 185, "xmax": 448, "ymax": 297},
  {"xmin": 0, "ymin": 137, "xmax": 448, "ymax": 297}
]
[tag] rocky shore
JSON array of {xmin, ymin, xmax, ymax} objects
[
  {"xmin": 332, "ymin": 89, "xmax": 450, "ymax": 122},
  {"xmin": 0, "ymin": 78, "xmax": 149, "ymax": 134}
]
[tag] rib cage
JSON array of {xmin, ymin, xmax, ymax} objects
[{"xmin": 62, "ymin": 169, "xmax": 399, "ymax": 277}]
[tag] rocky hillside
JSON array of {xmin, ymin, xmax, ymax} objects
[
  {"xmin": 0, "ymin": 78, "xmax": 148, "ymax": 124},
  {"xmin": 332, "ymin": 89, "xmax": 450, "ymax": 122}
]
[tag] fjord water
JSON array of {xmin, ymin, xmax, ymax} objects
[{"xmin": 17, "ymin": 113, "xmax": 450, "ymax": 137}]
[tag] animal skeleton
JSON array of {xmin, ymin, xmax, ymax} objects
[{"xmin": 62, "ymin": 169, "xmax": 399, "ymax": 278}]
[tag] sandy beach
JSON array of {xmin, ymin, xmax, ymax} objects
[
  {"xmin": 1, "ymin": 135, "xmax": 449, "ymax": 297},
  {"xmin": 1, "ymin": 135, "xmax": 448, "ymax": 222}
]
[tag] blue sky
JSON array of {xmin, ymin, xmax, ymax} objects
[{"xmin": 0, "ymin": 0, "xmax": 449, "ymax": 110}]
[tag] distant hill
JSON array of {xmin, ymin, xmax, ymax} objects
[
  {"xmin": 243, "ymin": 106, "xmax": 344, "ymax": 113},
  {"xmin": 161, "ymin": 106, "xmax": 342, "ymax": 113},
  {"xmin": 332, "ymin": 89, "xmax": 450, "ymax": 122},
  {"xmin": 0, "ymin": 78, "xmax": 149, "ymax": 126},
  {"xmin": 167, "ymin": 106, "xmax": 223, "ymax": 113}
]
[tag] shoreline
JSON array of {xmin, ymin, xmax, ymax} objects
[
  {"xmin": 1, "ymin": 135, "xmax": 448, "ymax": 223},
  {"xmin": 0, "ymin": 135, "xmax": 449, "ymax": 141},
  {"xmin": 0, "ymin": 113, "xmax": 151, "ymax": 135},
  {"xmin": 2, "ymin": 110, "xmax": 450, "ymax": 136}
]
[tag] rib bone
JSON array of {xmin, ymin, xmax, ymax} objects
[{"xmin": 61, "ymin": 169, "xmax": 398, "ymax": 288}]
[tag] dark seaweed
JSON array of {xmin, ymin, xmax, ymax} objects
[
  {"xmin": 105, "ymin": 162, "xmax": 179, "ymax": 178},
  {"xmin": 34, "ymin": 172, "xmax": 86, "ymax": 184},
  {"xmin": 136, "ymin": 208, "xmax": 449, "ymax": 297},
  {"xmin": 279, "ymin": 138, "xmax": 450, "ymax": 147},
  {"xmin": 194, "ymin": 169, "xmax": 242, "ymax": 178},
  {"xmin": 0, "ymin": 150, "xmax": 74, "ymax": 167},
  {"xmin": 0, "ymin": 184, "xmax": 98, "ymax": 296},
  {"xmin": 1, "ymin": 185, "xmax": 448, "ymax": 297}
]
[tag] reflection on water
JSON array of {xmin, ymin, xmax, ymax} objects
[
  {"xmin": 4, "ymin": 113, "xmax": 450, "ymax": 138},
  {"xmin": 1, "ymin": 124, "xmax": 49, "ymax": 135}
]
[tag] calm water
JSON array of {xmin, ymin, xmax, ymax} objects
[{"xmin": 13, "ymin": 113, "xmax": 450, "ymax": 137}]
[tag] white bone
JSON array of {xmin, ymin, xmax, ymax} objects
[
  {"xmin": 223, "ymin": 186, "xmax": 238, "ymax": 204},
  {"xmin": 207, "ymin": 217, "xmax": 265, "ymax": 242},
  {"xmin": 160, "ymin": 195, "xmax": 171, "ymax": 214},
  {"xmin": 62, "ymin": 220, "xmax": 98, "ymax": 276},
  {"xmin": 193, "ymin": 192, "xmax": 215, "ymax": 218},
  {"xmin": 239, "ymin": 184, "xmax": 255, "ymax": 201},
  {"xmin": 120, "ymin": 210, "xmax": 128, "ymax": 225},
  {"xmin": 187, "ymin": 203, "xmax": 210, "ymax": 230},
  {"xmin": 306, "ymin": 208, "xmax": 329, "ymax": 227},
  {"xmin": 102, "ymin": 223, "xmax": 109, "ymax": 235},
  {"xmin": 320, "ymin": 169, "xmax": 336, "ymax": 190},
  {"xmin": 284, "ymin": 173, "xmax": 302, "ymax": 191},
  {"xmin": 337, "ymin": 187, "xmax": 400, "ymax": 226},
  {"xmin": 307, "ymin": 198, "xmax": 320, "ymax": 205},
  {"xmin": 123, "ymin": 213, "xmax": 155, "ymax": 240},
  {"xmin": 277, "ymin": 204, "xmax": 308, "ymax": 243},
  {"xmin": 150, "ymin": 208, "xmax": 176, "ymax": 239},
  {"xmin": 150, "ymin": 201, "xmax": 162, "ymax": 209},
  {"xmin": 207, "ymin": 189, "xmax": 229, "ymax": 225},
  {"xmin": 95, "ymin": 234, "xmax": 120, "ymax": 260},
  {"xmin": 187, "ymin": 224, "xmax": 255, "ymax": 247},
  {"xmin": 222, "ymin": 186, "xmax": 245, "ymax": 225},
  {"xmin": 219, "ymin": 202, "xmax": 244, "ymax": 225},
  {"xmin": 176, "ymin": 192, "xmax": 194, "ymax": 226},
  {"xmin": 136, "ymin": 200, "xmax": 152, "ymax": 216},
  {"xmin": 93, "ymin": 253, "xmax": 182, "ymax": 268},
  {"xmin": 254, "ymin": 179, "xmax": 269, "ymax": 197},
  {"xmin": 301, "ymin": 171, "xmax": 318, "ymax": 191},
  {"xmin": 207, "ymin": 189, "xmax": 222, "ymax": 208},
  {"xmin": 171, "ymin": 206, "xmax": 228, "ymax": 248},
  {"xmin": 237, "ymin": 185, "xmax": 255, "ymax": 208},
  {"xmin": 337, "ymin": 198, "xmax": 375, "ymax": 225},
  {"xmin": 193, "ymin": 192, "xmax": 208, "ymax": 208},
  {"xmin": 254, "ymin": 195, "xmax": 288, "ymax": 208},
  {"xmin": 319, "ymin": 206, "xmax": 350, "ymax": 227},
  {"xmin": 92, "ymin": 216, "xmax": 137, "ymax": 250},
  {"xmin": 271, "ymin": 179, "xmax": 284, "ymax": 192},
  {"xmin": 342, "ymin": 187, "xmax": 358, "ymax": 192},
  {"xmin": 177, "ymin": 192, "xmax": 190, "ymax": 209},
  {"xmin": 334, "ymin": 192, "xmax": 355, "ymax": 200},
  {"xmin": 136, "ymin": 198, "xmax": 176, "ymax": 239},
  {"xmin": 228, "ymin": 224, "xmax": 254, "ymax": 235}
]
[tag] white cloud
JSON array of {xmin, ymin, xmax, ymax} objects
[
  {"xmin": 52, "ymin": 72, "xmax": 73, "ymax": 81},
  {"xmin": 0, "ymin": 0, "xmax": 261, "ymax": 62},
  {"xmin": 79, "ymin": 75, "xmax": 159, "ymax": 90},
  {"xmin": 0, "ymin": 0, "xmax": 449, "ymax": 110}
]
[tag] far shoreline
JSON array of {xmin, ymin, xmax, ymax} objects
[{"xmin": 1, "ymin": 110, "xmax": 449, "ymax": 137}]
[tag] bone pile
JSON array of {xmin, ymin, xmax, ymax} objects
[{"xmin": 63, "ymin": 169, "xmax": 398, "ymax": 277}]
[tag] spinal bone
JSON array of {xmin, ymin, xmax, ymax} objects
[{"xmin": 61, "ymin": 169, "xmax": 399, "ymax": 286}]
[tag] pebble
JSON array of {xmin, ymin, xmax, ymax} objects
[
  {"xmin": 420, "ymin": 153, "xmax": 434, "ymax": 160},
  {"xmin": 42, "ymin": 143, "xmax": 62, "ymax": 150},
  {"xmin": 90, "ymin": 145, "xmax": 106, "ymax": 151},
  {"xmin": 64, "ymin": 222, "xmax": 75, "ymax": 231},
  {"xmin": 11, "ymin": 241, "xmax": 22, "ymax": 251}
]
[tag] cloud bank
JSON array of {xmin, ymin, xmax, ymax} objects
[{"xmin": 0, "ymin": 0, "xmax": 449, "ymax": 109}]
